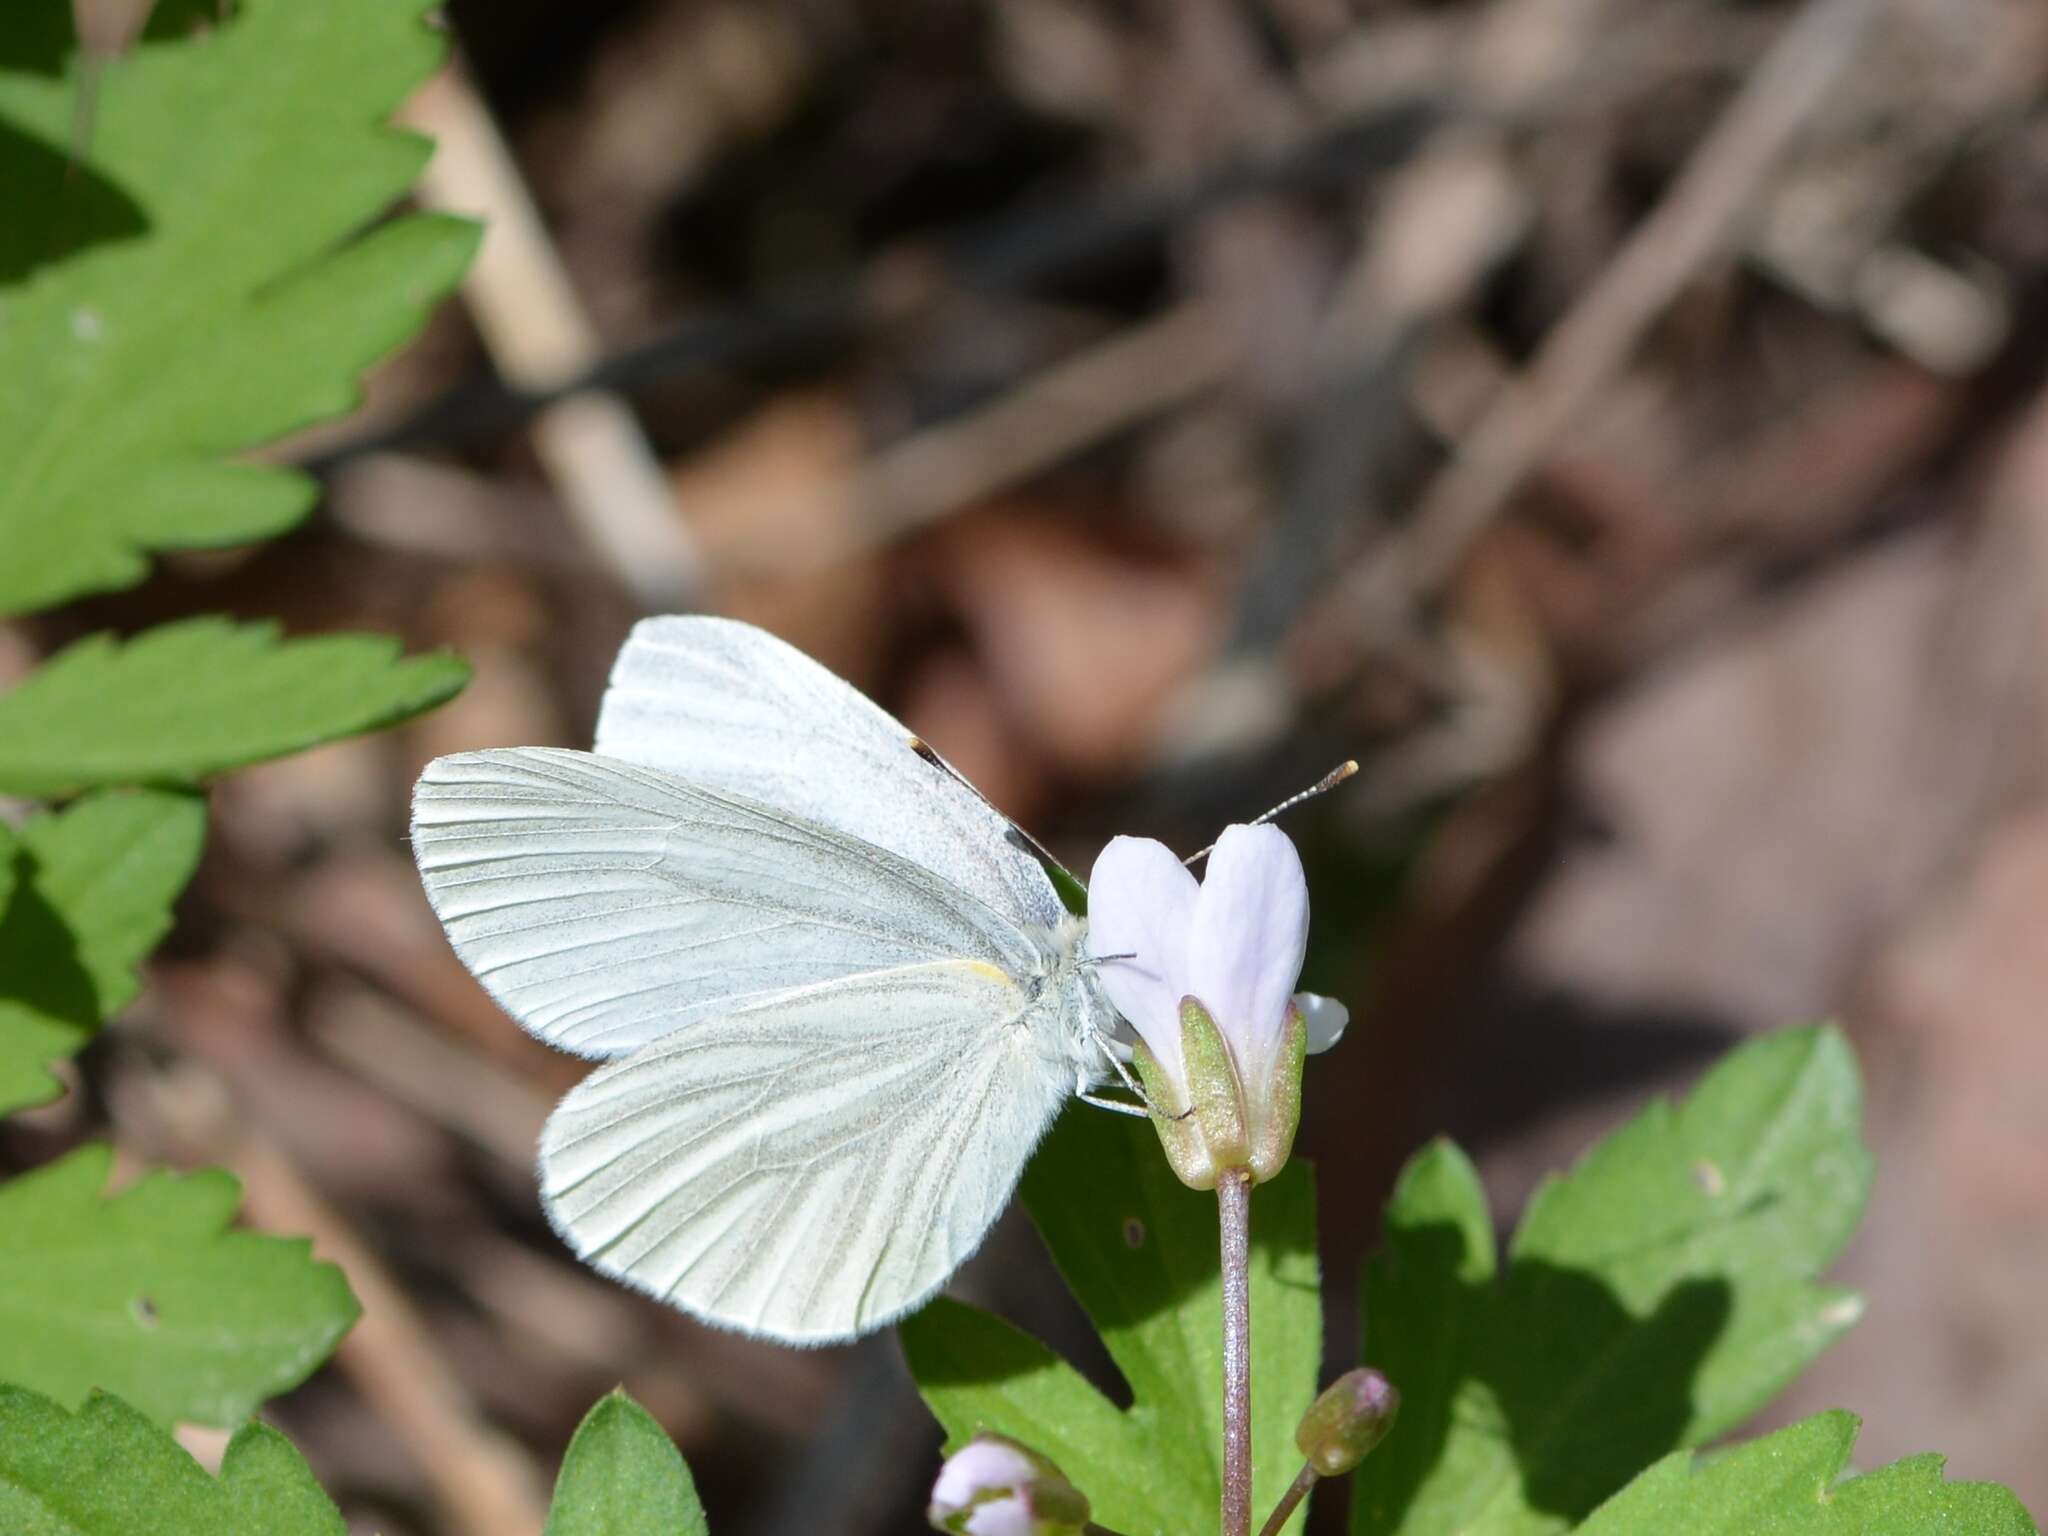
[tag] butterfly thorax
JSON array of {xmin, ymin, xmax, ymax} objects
[{"xmin": 1021, "ymin": 912, "xmax": 1121, "ymax": 1085}]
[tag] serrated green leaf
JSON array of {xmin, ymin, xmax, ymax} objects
[
  {"xmin": 0, "ymin": 1145, "xmax": 359, "ymax": 1426},
  {"xmin": 1574, "ymin": 1411, "xmax": 2037, "ymax": 1535},
  {"xmin": 904, "ymin": 1109, "xmax": 1321, "ymax": 1536},
  {"xmin": 1354, "ymin": 1025, "xmax": 1873, "ymax": 1536},
  {"xmin": 0, "ymin": 1384, "xmax": 346, "ymax": 1536},
  {"xmin": 0, "ymin": 617, "xmax": 468, "ymax": 797},
  {"xmin": 215, "ymin": 1418, "xmax": 352, "ymax": 1536},
  {"xmin": 0, "ymin": 0, "xmax": 479, "ymax": 616},
  {"xmin": 543, "ymin": 1390, "xmax": 710, "ymax": 1536},
  {"xmin": 0, "ymin": 788, "xmax": 206, "ymax": 1115}
]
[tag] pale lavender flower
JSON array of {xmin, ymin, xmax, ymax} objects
[
  {"xmin": 928, "ymin": 1435, "xmax": 1090, "ymax": 1536},
  {"xmin": 1087, "ymin": 824, "xmax": 1345, "ymax": 1184},
  {"xmin": 1089, "ymin": 825, "xmax": 1345, "ymax": 1092}
]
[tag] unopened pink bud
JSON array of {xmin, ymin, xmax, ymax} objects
[
  {"xmin": 1296, "ymin": 1368, "xmax": 1400, "ymax": 1475},
  {"xmin": 928, "ymin": 1434, "xmax": 1091, "ymax": 1535}
]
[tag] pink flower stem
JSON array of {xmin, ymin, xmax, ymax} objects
[
  {"xmin": 1255, "ymin": 1461, "xmax": 1318, "ymax": 1536},
  {"xmin": 1219, "ymin": 1166, "xmax": 1253, "ymax": 1536}
]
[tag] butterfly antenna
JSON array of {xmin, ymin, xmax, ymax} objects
[
  {"xmin": 1082, "ymin": 950, "xmax": 1137, "ymax": 968},
  {"xmin": 1183, "ymin": 759, "xmax": 1359, "ymax": 868}
]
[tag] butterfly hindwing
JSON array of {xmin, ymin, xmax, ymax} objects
[{"xmin": 539, "ymin": 958, "xmax": 1075, "ymax": 1341}]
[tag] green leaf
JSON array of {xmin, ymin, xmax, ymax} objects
[
  {"xmin": 0, "ymin": 1384, "xmax": 346, "ymax": 1535},
  {"xmin": 0, "ymin": 0, "xmax": 479, "ymax": 616},
  {"xmin": 215, "ymin": 1415, "xmax": 354, "ymax": 1536},
  {"xmin": 0, "ymin": 1145, "xmax": 359, "ymax": 1427},
  {"xmin": 0, "ymin": 788, "xmax": 206, "ymax": 1115},
  {"xmin": 1047, "ymin": 861, "xmax": 1089, "ymax": 917},
  {"xmin": 904, "ymin": 1109, "xmax": 1322, "ymax": 1536},
  {"xmin": 907, "ymin": 1299, "xmax": 1148, "ymax": 1520},
  {"xmin": 1354, "ymin": 1025, "xmax": 1873, "ymax": 1536},
  {"xmin": 0, "ymin": 618, "xmax": 468, "ymax": 797},
  {"xmin": 1574, "ymin": 1411, "xmax": 2037, "ymax": 1535},
  {"xmin": 544, "ymin": 1390, "xmax": 711, "ymax": 1536}
]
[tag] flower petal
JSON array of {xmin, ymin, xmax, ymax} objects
[
  {"xmin": 1187, "ymin": 824, "xmax": 1308, "ymax": 1080},
  {"xmin": 1294, "ymin": 992, "xmax": 1349, "ymax": 1054},
  {"xmin": 1086, "ymin": 835, "xmax": 1199, "ymax": 1087},
  {"xmin": 963, "ymin": 1495, "xmax": 1036, "ymax": 1536},
  {"xmin": 931, "ymin": 1441, "xmax": 1037, "ymax": 1517}
]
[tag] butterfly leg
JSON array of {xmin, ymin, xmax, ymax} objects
[
  {"xmin": 1089, "ymin": 1028, "xmax": 1149, "ymax": 1098},
  {"xmin": 1078, "ymin": 1091, "xmax": 1152, "ymax": 1118},
  {"xmin": 1081, "ymin": 1028, "xmax": 1194, "ymax": 1121}
]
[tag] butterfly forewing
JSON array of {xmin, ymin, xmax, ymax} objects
[
  {"xmin": 594, "ymin": 616, "xmax": 1064, "ymax": 930},
  {"xmin": 411, "ymin": 747, "xmax": 1041, "ymax": 1059}
]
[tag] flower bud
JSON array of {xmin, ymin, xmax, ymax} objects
[
  {"xmin": 1295, "ymin": 1368, "xmax": 1400, "ymax": 1475},
  {"xmin": 928, "ymin": 1434, "xmax": 1091, "ymax": 1536}
]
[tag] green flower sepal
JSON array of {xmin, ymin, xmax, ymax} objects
[{"xmin": 1133, "ymin": 994, "xmax": 1307, "ymax": 1190}]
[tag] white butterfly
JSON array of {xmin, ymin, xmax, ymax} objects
[{"xmin": 411, "ymin": 617, "xmax": 1124, "ymax": 1344}]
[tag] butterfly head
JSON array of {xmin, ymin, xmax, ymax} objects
[{"xmin": 1045, "ymin": 913, "xmax": 1133, "ymax": 1076}]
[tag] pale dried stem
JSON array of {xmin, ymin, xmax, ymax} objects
[
  {"xmin": 741, "ymin": 303, "xmax": 1229, "ymax": 579},
  {"xmin": 1363, "ymin": 0, "xmax": 1887, "ymax": 624},
  {"xmin": 401, "ymin": 63, "xmax": 703, "ymax": 610}
]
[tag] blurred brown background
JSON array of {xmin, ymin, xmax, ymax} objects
[{"xmin": 6, "ymin": 0, "xmax": 2048, "ymax": 1529}]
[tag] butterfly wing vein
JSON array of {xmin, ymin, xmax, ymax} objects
[
  {"xmin": 540, "ymin": 961, "xmax": 1071, "ymax": 1340},
  {"xmin": 594, "ymin": 616, "xmax": 1063, "ymax": 928},
  {"xmin": 412, "ymin": 746, "xmax": 1040, "ymax": 1058}
]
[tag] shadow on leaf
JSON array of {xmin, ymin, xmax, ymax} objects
[
  {"xmin": 0, "ymin": 115, "xmax": 149, "ymax": 285},
  {"xmin": 0, "ymin": 846, "xmax": 101, "ymax": 1037},
  {"xmin": 906, "ymin": 1109, "xmax": 1730, "ymax": 1536},
  {"xmin": 1355, "ymin": 1218, "xmax": 1732, "ymax": 1535}
]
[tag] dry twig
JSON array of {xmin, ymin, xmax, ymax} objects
[
  {"xmin": 402, "ymin": 64, "xmax": 703, "ymax": 610},
  {"xmin": 726, "ymin": 304, "xmax": 1232, "ymax": 578},
  {"xmin": 1369, "ymin": 0, "xmax": 1889, "ymax": 618}
]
